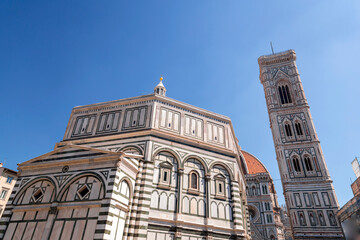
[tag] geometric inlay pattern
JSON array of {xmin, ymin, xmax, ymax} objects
[
  {"xmin": 54, "ymin": 174, "xmax": 72, "ymax": 187},
  {"xmin": 100, "ymin": 170, "xmax": 109, "ymax": 180},
  {"xmin": 75, "ymin": 183, "xmax": 92, "ymax": 201}
]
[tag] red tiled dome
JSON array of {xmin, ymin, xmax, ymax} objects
[{"xmin": 241, "ymin": 150, "xmax": 268, "ymax": 174}]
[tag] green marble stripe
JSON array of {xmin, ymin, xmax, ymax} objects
[
  {"xmin": 94, "ymin": 229, "xmax": 111, "ymax": 235},
  {"xmin": 94, "ymin": 220, "xmax": 112, "ymax": 226}
]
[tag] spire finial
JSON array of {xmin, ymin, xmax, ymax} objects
[{"xmin": 160, "ymin": 75, "xmax": 163, "ymax": 82}]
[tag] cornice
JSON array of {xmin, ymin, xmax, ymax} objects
[
  {"xmin": 70, "ymin": 94, "xmax": 231, "ymax": 125},
  {"xmin": 58, "ymin": 129, "xmax": 237, "ymax": 158},
  {"xmin": 258, "ymin": 50, "xmax": 296, "ymax": 67}
]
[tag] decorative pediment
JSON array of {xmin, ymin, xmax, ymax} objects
[
  {"xmin": 19, "ymin": 144, "xmax": 122, "ymax": 167},
  {"xmin": 159, "ymin": 161, "xmax": 173, "ymax": 169},
  {"xmin": 214, "ymin": 173, "xmax": 226, "ymax": 180},
  {"xmin": 273, "ymin": 69, "xmax": 290, "ymax": 81}
]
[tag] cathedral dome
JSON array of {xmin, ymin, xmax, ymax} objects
[{"xmin": 241, "ymin": 150, "xmax": 268, "ymax": 175}]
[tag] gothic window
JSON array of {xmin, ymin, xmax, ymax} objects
[
  {"xmin": 295, "ymin": 122, "xmax": 304, "ymax": 136},
  {"xmin": 278, "ymin": 84, "xmax": 292, "ymax": 104},
  {"xmin": 189, "ymin": 171, "xmax": 199, "ymax": 191},
  {"xmin": 304, "ymin": 156, "xmax": 313, "ymax": 172},
  {"xmin": 262, "ymin": 185, "xmax": 268, "ymax": 194},
  {"xmin": 318, "ymin": 211, "xmax": 326, "ymax": 226},
  {"xmin": 284, "ymin": 123, "xmax": 293, "ymax": 137},
  {"xmin": 292, "ymin": 157, "xmax": 301, "ymax": 172}
]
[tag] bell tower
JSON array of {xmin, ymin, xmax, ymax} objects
[{"xmin": 258, "ymin": 50, "xmax": 344, "ymax": 239}]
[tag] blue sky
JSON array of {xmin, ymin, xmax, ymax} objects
[{"xmin": 1, "ymin": 1, "xmax": 359, "ymax": 206}]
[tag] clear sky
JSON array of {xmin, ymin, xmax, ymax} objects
[{"xmin": 1, "ymin": 1, "xmax": 359, "ymax": 207}]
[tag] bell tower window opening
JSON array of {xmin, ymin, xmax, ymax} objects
[
  {"xmin": 295, "ymin": 122, "xmax": 303, "ymax": 136},
  {"xmin": 285, "ymin": 123, "xmax": 293, "ymax": 137},
  {"xmin": 293, "ymin": 157, "xmax": 301, "ymax": 172},
  {"xmin": 278, "ymin": 84, "xmax": 292, "ymax": 104},
  {"xmin": 278, "ymin": 86, "xmax": 285, "ymax": 104},
  {"xmin": 304, "ymin": 156, "xmax": 313, "ymax": 172}
]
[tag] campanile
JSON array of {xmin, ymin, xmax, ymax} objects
[{"xmin": 258, "ymin": 50, "xmax": 344, "ymax": 239}]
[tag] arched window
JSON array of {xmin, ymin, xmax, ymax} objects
[
  {"xmin": 293, "ymin": 157, "xmax": 301, "ymax": 172},
  {"xmin": 119, "ymin": 180, "xmax": 131, "ymax": 199},
  {"xmin": 278, "ymin": 84, "xmax": 292, "ymax": 104},
  {"xmin": 295, "ymin": 122, "xmax": 303, "ymax": 136},
  {"xmin": 284, "ymin": 123, "xmax": 293, "ymax": 137},
  {"xmin": 189, "ymin": 171, "xmax": 199, "ymax": 190},
  {"xmin": 304, "ymin": 156, "xmax": 313, "ymax": 172}
]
